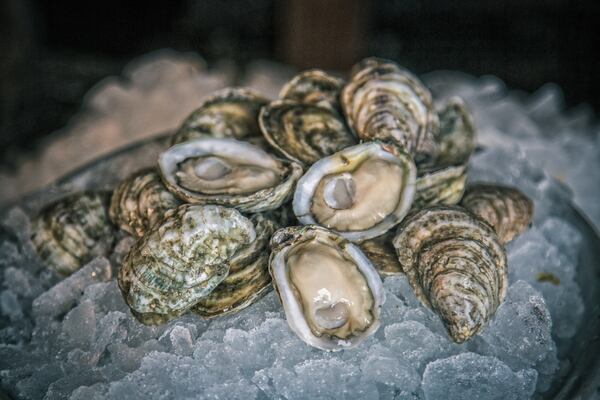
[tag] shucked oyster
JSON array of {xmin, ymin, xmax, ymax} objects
[
  {"xmin": 269, "ymin": 225, "xmax": 384, "ymax": 350},
  {"xmin": 118, "ymin": 204, "xmax": 256, "ymax": 325},
  {"xmin": 293, "ymin": 141, "xmax": 416, "ymax": 242},
  {"xmin": 171, "ymin": 87, "xmax": 269, "ymax": 146},
  {"xmin": 393, "ymin": 206, "xmax": 507, "ymax": 342},
  {"xmin": 159, "ymin": 138, "xmax": 303, "ymax": 213},
  {"xmin": 341, "ymin": 57, "xmax": 439, "ymax": 163},
  {"xmin": 279, "ymin": 69, "xmax": 345, "ymax": 111},
  {"xmin": 193, "ymin": 212, "xmax": 277, "ymax": 318},
  {"xmin": 109, "ymin": 169, "xmax": 181, "ymax": 237},
  {"xmin": 259, "ymin": 100, "xmax": 356, "ymax": 166},
  {"xmin": 31, "ymin": 192, "xmax": 115, "ymax": 276},
  {"xmin": 461, "ymin": 183, "xmax": 534, "ymax": 244}
]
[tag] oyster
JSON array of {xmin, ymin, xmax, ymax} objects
[
  {"xmin": 460, "ymin": 184, "xmax": 534, "ymax": 244},
  {"xmin": 269, "ymin": 225, "xmax": 384, "ymax": 350},
  {"xmin": 171, "ymin": 87, "xmax": 269, "ymax": 146},
  {"xmin": 358, "ymin": 231, "xmax": 402, "ymax": 276},
  {"xmin": 118, "ymin": 204, "xmax": 256, "ymax": 325},
  {"xmin": 193, "ymin": 213, "xmax": 277, "ymax": 318},
  {"xmin": 279, "ymin": 69, "xmax": 345, "ymax": 111},
  {"xmin": 31, "ymin": 192, "xmax": 115, "ymax": 276},
  {"xmin": 159, "ymin": 138, "xmax": 303, "ymax": 213},
  {"xmin": 434, "ymin": 97, "xmax": 476, "ymax": 167},
  {"xmin": 259, "ymin": 100, "xmax": 356, "ymax": 166},
  {"xmin": 413, "ymin": 164, "xmax": 467, "ymax": 209},
  {"xmin": 293, "ymin": 141, "xmax": 416, "ymax": 242},
  {"xmin": 109, "ymin": 169, "xmax": 181, "ymax": 237},
  {"xmin": 393, "ymin": 206, "xmax": 507, "ymax": 342},
  {"xmin": 341, "ymin": 57, "xmax": 438, "ymax": 163}
]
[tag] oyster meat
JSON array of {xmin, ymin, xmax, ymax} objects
[
  {"xmin": 118, "ymin": 204, "xmax": 256, "ymax": 325},
  {"xmin": 460, "ymin": 183, "xmax": 534, "ymax": 243},
  {"xmin": 259, "ymin": 100, "xmax": 356, "ymax": 166},
  {"xmin": 393, "ymin": 206, "xmax": 507, "ymax": 342},
  {"xmin": 293, "ymin": 141, "xmax": 416, "ymax": 242},
  {"xmin": 159, "ymin": 138, "xmax": 303, "ymax": 213},
  {"xmin": 171, "ymin": 87, "xmax": 269, "ymax": 146},
  {"xmin": 279, "ymin": 69, "xmax": 345, "ymax": 111},
  {"xmin": 109, "ymin": 168, "xmax": 181, "ymax": 237},
  {"xmin": 269, "ymin": 225, "xmax": 384, "ymax": 351},
  {"xmin": 31, "ymin": 192, "xmax": 115, "ymax": 276}
]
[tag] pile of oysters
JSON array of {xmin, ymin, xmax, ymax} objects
[{"xmin": 30, "ymin": 57, "xmax": 534, "ymax": 350}]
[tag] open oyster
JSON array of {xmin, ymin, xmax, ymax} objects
[
  {"xmin": 109, "ymin": 169, "xmax": 181, "ymax": 237},
  {"xmin": 341, "ymin": 57, "xmax": 438, "ymax": 163},
  {"xmin": 170, "ymin": 87, "xmax": 269, "ymax": 146},
  {"xmin": 279, "ymin": 69, "xmax": 345, "ymax": 111},
  {"xmin": 293, "ymin": 141, "xmax": 416, "ymax": 242},
  {"xmin": 159, "ymin": 138, "xmax": 303, "ymax": 213},
  {"xmin": 193, "ymin": 213, "xmax": 277, "ymax": 318},
  {"xmin": 358, "ymin": 231, "xmax": 402, "ymax": 276},
  {"xmin": 118, "ymin": 204, "xmax": 256, "ymax": 325},
  {"xmin": 259, "ymin": 100, "xmax": 356, "ymax": 166},
  {"xmin": 393, "ymin": 206, "xmax": 507, "ymax": 342},
  {"xmin": 31, "ymin": 192, "xmax": 115, "ymax": 276},
  {"xmin": 461, "ymin": 183, "xmax": 534, "ymax": 243},
  {"xmin": 269, "ymin": 225, "xmax": 384, "ymax": 351}
]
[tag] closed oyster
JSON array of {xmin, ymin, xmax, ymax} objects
[
  {"xmin": 109, "ymin": 169, "xmax": 181, "ymax": 237},
  {"xmin": 434, "ymin": 97, "xmax": 476, "ymax": 167},
  {"xmin": 159, "ymin": 138, "xmax": 303, "ymax": 213},
  {"xmin": 118, "ymin": 204, "xmax": 256, "ymax": 325},
  {"xmin": 193, "ymin": 213, "xmax": 277, "ymax": 318},
  {"xmin": 460, "ymin": 184, "xmax": 534, "ymax": 244},
  {"xmin": 269, "ymin": 225, "xmax": 384, "ymax": 350},
  {"xmin": 259, "ymin": 100, "xmax": 356, "ymax": 166},
  {"xmin": 413, "ymin": 164, "xmax": 467, "ymax": 209},
  {"xmin": 31, "ymin": 192, "xmax": 115, "ymax": 276},
  {"xmin": 279, "ymin": 69, "xmax": 345, "ymax": 111},
  {"xmin": 358, "ymin": 232, "xmax": 402, "ymax": 276},
  {"xmin": 393, "ymin": 206, "xmax": 507, "ymax": 342},
  {"xmin": 341, "ymin": 57, "xmax": 438, "ymax": 163},
  {"xmin": 171, "ymin": 87, "xmax": 269, "ymax": 146},
  {"xmin": 293, "ymin": 141, "xmax": 416, "ymax": 242}
]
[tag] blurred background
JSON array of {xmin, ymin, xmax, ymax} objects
[{"xmin": 1, "ymin": 0, "xmax": 599, "ymax": 169}]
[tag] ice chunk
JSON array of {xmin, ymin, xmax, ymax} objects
[
  {"xmin": 422, "ymin": 352, "xmax": 537, "ymax": 400},
  {"xmin": 360, "ymin": 346, "xmax": 420, "ymax": 391},
  {"xmin": 1, "ymin": 290, "xmax": 23, "ymax": 321},
  {"xmin": 60, "ymin": 300, "xmax": 97, "ymax": 350},
  {"xmin": 69, "ymin": 383, "xmax": 109, "ymax": 400},
  {"xmin": 159, "ymin": 324, "xmax": 194, "ymax": 356},
  {"xmin": 538, "ymin": 217, "xmax": 583, "ymax": 260}
]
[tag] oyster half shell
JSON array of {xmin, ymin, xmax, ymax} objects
[
  {"xmin": 159, "ymin": 138, "xmax": 303, "ymax": 213},
  {"xmin": 393, "ymin": 206, "xmax": 507, "ymax": 342},
  {"xmin": 269, "ymin": 225, "xmax": 384, "ymax": 351},
  {"xmin": 118, "ymin": 204, "xmax": 256, "ymax": 325},
  {"xmin": 31, "ymin": 192, "xmax": 115, "ymax": 276},
  {"xmin": 293, "ymin": 141, "xmax": 416, "ymax": 242}
]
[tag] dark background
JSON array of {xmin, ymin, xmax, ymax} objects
[{"xmin": 2, "ymin": 0, "xmax": 599, "ymax": 166}]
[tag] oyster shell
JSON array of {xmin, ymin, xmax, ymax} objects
[
  {"xmin": 461, "ymin": 184, "xmax": 534, "ymax": 244},
  {"xmin": 109, "ymin": 169, "xmax": 181, "ymax": 237},
  {"xmin": 259, "ymin": 100, "xmax": 356, "ymax": 166},
  {"xmin": 159, "ymin": 138, "xmax": 303, "ymax": 213},
  {"xmin": 393, "ymin": 206, "xmax": 507, "ymax": 342},
  {"xmin": 341, "ymin": 57, "xmax": 438, "ymax": 163},
  {"xmin": 31, "ymin": 192, "xmax": 115, "ymax": 276},
  {"xmin": 358, "ymin": 231, "xmax": 402, "ymax": 276},
  {"xmin": 279, "ymin": 69, "xmax": 345, "ymax": 111},
  {"xmin": 193, "ymin": 213, "xmax": 277, "ymax": 318},
  {"xmin": 118, "ymin": 204, "xmax": 256, "ymax": 325},
  {"xmin": 171, "ymin": 87, "xmax": 269, "ymax": 146},
  {"xmin": 293, "ymin": 141, "xmax": 416, "ymax": 242},
  {"xmin": 413, "ymin": 164, "xmax": 467, "ymax": 209},
  {"xmin": 434, "ymin": 97, "xmax": 476, "ymax": 167},
  {"xmin": 269, "ymin": 225, "xmax": 384, "ymax": 350}
]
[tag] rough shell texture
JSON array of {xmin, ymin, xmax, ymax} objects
[
  {"xmin": 170, "ymin": 87, "xmax": 269, "ymax": 145},
  {"xmin": 109, "ymin": 169, "xmax": 181, "ymax": 237},
  {"xmin": 269, "ymin": 225, "xmax": 385, "ymax": 351},
  {"xmin": 434, "ymin": 97, "xmax": 476, "ymax": 167},
  {"xmin": 413, "ymin": 164, "xmax": 467, "ymax": 209},
  {"xmin": 279, "ymin": 69, "xmax": 345, "ymax": 111},
  {"xmin": 460, "ymin": 184, "xmax": 534, "ymax": 244},
  {"xmin": 293, "ymin": 141, "xmax": 416, "ymax": 242},
  {"xmin": 31, "ymin": 192, "xmax": 115, "ymax": 276},
  {"xmin": 193, "ymin": 213, "xmax": 277, "ymax": 318},
  {"xmin": 259, "ymin": 100, "xmax": 356, "ymax": 166},
  {"xmin": 159, "ymin": 138, "xmax": 304, "ymax": 213},
  {"xmin": 118, "ymin": 204, "xmax": 256, "ymax": 325},
  {"xmin": 341, "ymin": 57, "xmax": 439, "ymax": 163},
  {"xmin": 358, "ymin": 231, "xmax": 402, "ymax": 276},
  {"xmin": 393, "ymin": 206, "xmax": 507, "ymax": 343}
]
